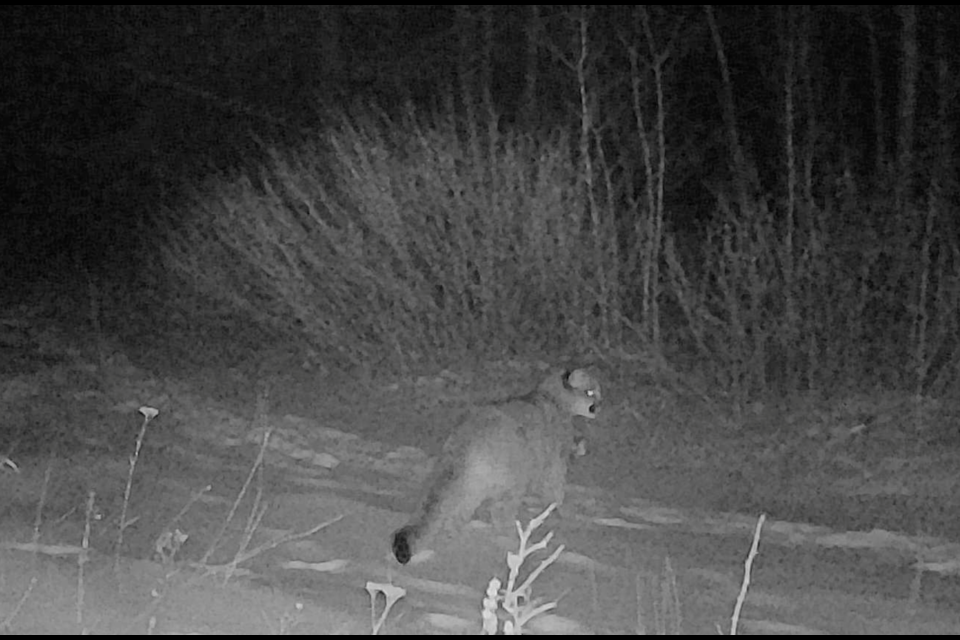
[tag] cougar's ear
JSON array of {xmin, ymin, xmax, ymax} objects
[{"xmin": 565, "ymin": 368, "xmax": 594, "ymax": 390}]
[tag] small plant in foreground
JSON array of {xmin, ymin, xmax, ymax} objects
[
  {"xmin": 482, "ymin": 503, "xmax": 565, "ymax": 635},
  {"xmin": 638, "ymin": 555, "xmax": 682, "ymax": 635},
  {"xmin": 195, "ymin": 422, "xmax": 343, "ymax": 585},
  {"xmin": 366, "ymin": 581, "xmax": 406, "ymax": 635},
  {"xmin": 115, "ymin": 406, "xmax": 157, "ymax": 578},
  {"xmin": 728, "ymin": 513, "xmax": 765, "ymax": 635}
]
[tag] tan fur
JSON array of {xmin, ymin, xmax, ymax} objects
[{"xmin": 391, "ymin": 368, "xmax": 601, "ymax": 564}]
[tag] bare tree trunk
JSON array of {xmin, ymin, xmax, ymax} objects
[
  {"xmin": 777, "ymin": 6, "xmax": 801, "ymax": 390},
  {"xmin": 317, "ymin": 6, "xmax": 343, "ymax": 80},
  {"xmin": 634, "ymin": 7, "xmax": 667, "ymax": 347},
  {"xmin": 705, "ymin": 5, "xmax": 750, "ymax": 207},
  {"xmin": 895, "ymin": 5, "xmax": 917, "ymax": 212},
  {"xmin": 521, "ymin": 4, "xmax": 541, "ymax": 126},
  {"xmin": 480, "ymin": 4, "xmax": 496, "ymax": 127},
  {"xmin": 575, "ymin": 6, "xmax": 599, "ymax": 340},
  {"xmin": 456, "ymin": 5, "xmax": 477, "ymax": 125},
  {"xmin": 913, "ymin": 11, "xmax": 957, "ymax": 397},
  {"xmin": 864, "ymin": 7, "xmax": 886, "ymax": 173}
]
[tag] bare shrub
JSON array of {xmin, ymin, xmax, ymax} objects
[
  {"xmin": 156, "ymin": 107, "xmax": 631, "ymax": 368},
  {"xmin": 664, "ymin": 170, "xmax": 960, "ymax": 409}
]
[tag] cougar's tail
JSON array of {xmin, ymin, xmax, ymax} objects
[
  {"xmin": 391, "ymin": 523, "xmax": 421, "ymax": 564},
  {"xmin": 391, "ymin": 459, "xmax": 458, "ymax": 564}
]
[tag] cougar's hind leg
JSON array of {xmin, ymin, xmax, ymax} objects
[
  {"xmin": 490, "ymin": 490, "xmax": 524, "ymax": 536},
  {"xmin": 429, "ymin": 470, "xmax": 492, "ymax": 549}
]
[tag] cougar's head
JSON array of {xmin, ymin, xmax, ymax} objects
[{"xmin": 561, "ymin": 368, "xmax": 601, "ymax": 419}]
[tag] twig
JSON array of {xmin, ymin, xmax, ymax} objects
[
  {"xmin": 116, "ymin": 407, "xmax": 157, "ymax": 578},
  {"xmin": 200, "ymin": 427, "xmax": 272, "ymax": 566},
  {"xmin": 0, "ymin": 576, "xmax": 37, "ymax": 632},
  {"xmin": 34, "ymin": 460, "xmax": 53, "ymax": 547},
  {"xmin": 731, "ymin": 513, "xmax": 765, "ymax": 635},
  {"xmin": 79, "ymin": 490, "xmax": 96, "ymax": 629}
]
